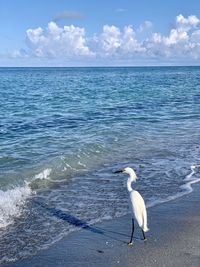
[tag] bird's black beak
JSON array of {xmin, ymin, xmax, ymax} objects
[{"xmin": 114, "ymin": 170, "xmax": 123, "ymax": 173}]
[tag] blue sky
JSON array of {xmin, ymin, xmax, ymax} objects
[{"xmin": 1, "ymin": 0, "xmax": 200, "ymax": 66}]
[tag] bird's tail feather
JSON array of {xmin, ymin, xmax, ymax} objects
[
  {"xmin": 142, "ymin": 208, "xmax": 149, "ymax": 232},
  {"xmin": 143, "ymin": 226, "xmax": 149, "ymax": 232}
]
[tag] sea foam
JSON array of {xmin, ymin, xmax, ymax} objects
[
  {"xmin": 0, "ymin": 185, "xmax": 32, "ymax": 228},
  {"xmin": 147, "ymin": 165, "xmax": 200, "ymax": 208},
  {"xmin": 0, "ymin": 168, "xmax": 56, "ymax": 229}
]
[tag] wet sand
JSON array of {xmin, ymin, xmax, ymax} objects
[{"xmin": 4, "ymin": 184, "xmax": 200, "ymax": 267}]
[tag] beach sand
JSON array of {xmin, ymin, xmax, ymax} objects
[{"xmin": 4, "ymin": 184, "xmax": 200, "ymax": 267}]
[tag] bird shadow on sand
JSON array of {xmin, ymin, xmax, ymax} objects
[{"xmin": 33, "ymin": 199, "xmax": 141, "ymax": 244}]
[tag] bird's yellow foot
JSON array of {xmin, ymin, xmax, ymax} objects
[
  {"xmin": 128, "ymin": 242, "xmax": 133, "ymax": 247},
  {"xmin": 144, "ymin": 238, "xmax": 147, "ymax": 242}
]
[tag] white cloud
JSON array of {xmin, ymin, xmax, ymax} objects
[
  {"xmin": 25, "ymin": 22, "xmax": 94, "ymax": 58},
  {"xmin": 151, "ymin": 14, "xmax": 199, "ymax": 47},
  {"xmin": 176, "ymin": 14, "xmax": 199, "ymax": 29},
  {"xmin": 100, "ymin": 25, "xmax": 121, "ymax": 55},
  {"xmin": 138, "ymin": 21, "xmax": 153, "ymax": 32},
  {"xmin": 93, "ymin": 25, "xmax": 145, "ymax": 58},
  {"xmin": 122, "ymin": 26, "xmax": 145, "ymax": 53},
  {"xmin": 26, "ymin": 27, "xmax": 46, "ymax": 46},
  {"xmin": 191, "ymin": 29, "xmax": 200, "ymax": 42},
  {"xmin": 7, "ymin": 14, "xmax": 200, "ymax": 65},
  {"xmin": 163, "ymin": 28, "xmax": 188, "ymax": 46},
  {"xmin": 145, "ymin": 14, "xmax": 200, "ymax": 61}
]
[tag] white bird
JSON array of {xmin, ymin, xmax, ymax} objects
[{"xmin": 115, "ymin": 167, "xmax": 149, "ymax": 245}]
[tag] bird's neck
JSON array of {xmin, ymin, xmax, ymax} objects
[
  {"xmin": 127, "ymin": 178, "xmax": 133, "ymax": 192},
  {"xmin": 127, "ymin": 171, "xmax": 137, "ymax": 192}
]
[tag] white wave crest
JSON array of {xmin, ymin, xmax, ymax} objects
[
  {"xmin": 0, "ymin": 185, "xmax": 32, "ymax": 228},
  {"xmin": 32, "ymin": 168, "xmax": 67, "ymax": 184},
  {"xmin": 34, "ymin": 168, "xmax": 52, "ymax": 180},
  {"xmin": 147, "ymin": 164, "xmax": 200, "ymax": 208}
]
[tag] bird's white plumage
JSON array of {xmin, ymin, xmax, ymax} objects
[
  {"xmin": 129, "ymin": 190, "xmax": 148, "ymax": 232},
  {"xmin": 123, "ymin": 167, "xmax": 149, "ymax": 232}
]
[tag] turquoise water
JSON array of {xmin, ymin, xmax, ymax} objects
[{"xmin": 0, "ymin": 67, "xmax": 200, "ymax": 263}]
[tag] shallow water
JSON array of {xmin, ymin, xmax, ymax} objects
[{"xmin": 0, "ymin": 67, "xmax": 200, "ymax": 263}]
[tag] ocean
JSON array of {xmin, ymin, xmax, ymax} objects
[{"xmin": 0, "ymin": 67, "xmax": 200, "ymax": 263}]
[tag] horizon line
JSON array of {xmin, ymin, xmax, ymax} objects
[{"xmin": 0, "ymin": 65, "xmax": 200, "ymax": 68}]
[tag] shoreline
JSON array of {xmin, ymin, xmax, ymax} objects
[{"xmin": 4, "ymin": 183, "xmax": 200, "ymax": 267}]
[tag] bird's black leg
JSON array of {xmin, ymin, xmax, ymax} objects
[
  {"xmin": 128, "ymin": 218, "xmax": 134, "ymax": 246},
  {"xmin": 142, "ymin": 229, "xmax": 147, "ymax": 241}
]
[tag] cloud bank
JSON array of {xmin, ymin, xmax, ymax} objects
[
  {"xmin": 10, "ymin": 14, "xmax": 200, "ymax": 65},
  {"xmin": 26, "ymin": 22, "xmax": 93, "ymax": 58}
]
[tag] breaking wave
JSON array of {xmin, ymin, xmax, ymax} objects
[{"xmin": 0, "ymin": 185, "xmax": 32, "ymax": 228}]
